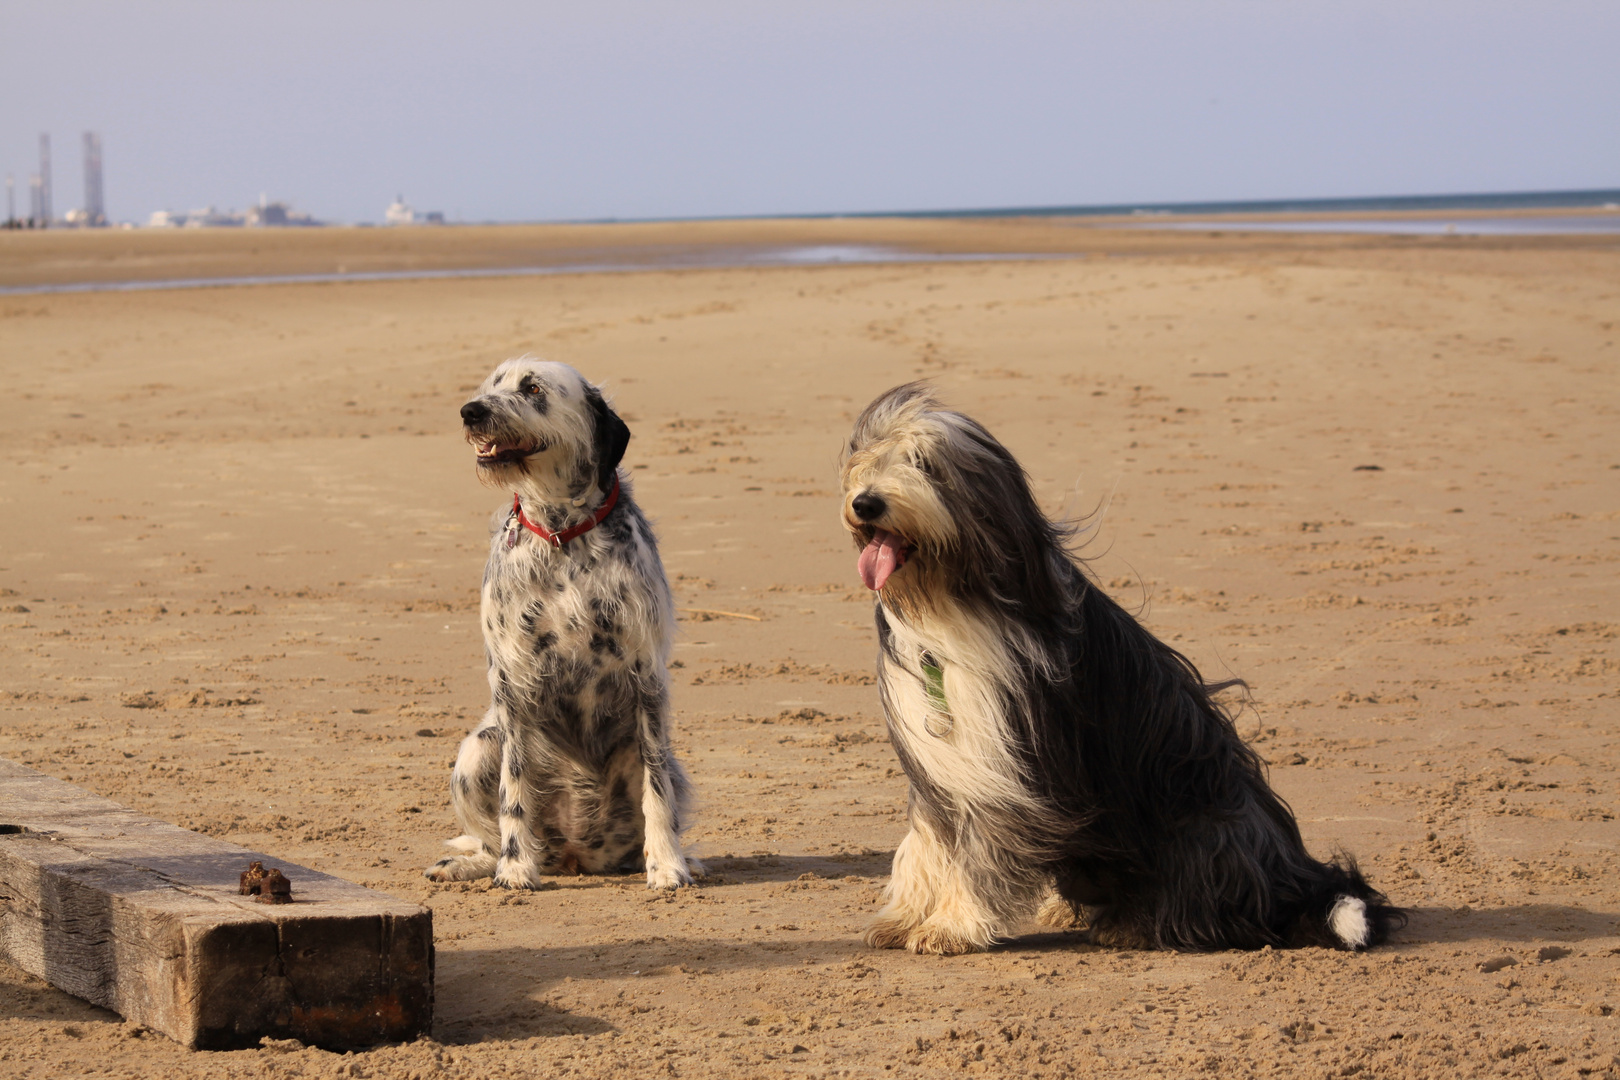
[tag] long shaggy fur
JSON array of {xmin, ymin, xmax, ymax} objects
[
  {"xmin": 425, "ymin": 358, "xmax": 694, "ymax": 890},
  {"xmin": 840, "ymin": 383, "xmax": 1402, "ymax": 954}
]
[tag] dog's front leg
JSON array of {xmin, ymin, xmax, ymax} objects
[
  {"xmin": 492, "ymin": 731, "xmax": 547, "ymax": 889},
  {"xmin": 904, "ymin": 849, "xmax": 1007, "ymax": 956},
  {"xmin": 637, "ymin": 689, "xmax": 692, "ymax": 890},
  {"xmin": 866, "ymin": 817, "xmax": 945, "ymax": 949},
  {"xmin": 424, "ymin": 715, "xmax": 502, "ymax": 882},
  {"xmin": 904, "ymin": 821, "xmax": 1037, "ymax": 955},
  {"xmin": 868, "ymin": 813, "xmax": 1010, "ymax": 955}
]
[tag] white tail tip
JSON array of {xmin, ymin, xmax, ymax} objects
[
  {"xmin": 1328, "ymin": 895, "xmax": 1370, "ymax": 949},
  {"xmin": 444, "ymin": 834, "xmax": 483, "ymax": 853}
]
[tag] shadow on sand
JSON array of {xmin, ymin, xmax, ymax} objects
[
  {"xmin": 697, "ymin": 851, "xmax": 894, "ymax": 884},
  {"xmin": 434, "ymin": 935, "xmax": 866, "ymax": 1044},
  {"xmin": 983, "ymin": 903, "xmax": 1620, "ymax": 957},
  {"xmin": 1396, "ymin": 903, "xmax": 1620, "ymax": 945}
]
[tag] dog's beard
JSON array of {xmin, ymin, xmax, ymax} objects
[{"xmin": 858, "ymin": 528, "xmax": 912, "ymax": 591}]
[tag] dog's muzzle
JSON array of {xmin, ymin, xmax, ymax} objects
[{"xmin": 461, "ymin": 400, "xmax": 546, "ymax": 466}]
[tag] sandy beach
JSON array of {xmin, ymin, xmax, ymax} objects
[{"xmin": 1, "ymin": 218, "xmax": 1617, "ymax": 1078}]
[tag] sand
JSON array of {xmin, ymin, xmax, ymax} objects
[{"xmin": 0, "ymin": 220, "xmax": 1616, "ymax": 1078}]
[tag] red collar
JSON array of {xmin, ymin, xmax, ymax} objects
[{"xmin": 512, "ymin": 478, "xmax": 620, "ymax": 548}]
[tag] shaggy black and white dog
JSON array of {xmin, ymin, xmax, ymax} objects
[
  {"xmin": 840, "ymin": 383, "xmax": 1401, "ymax": 954},
  {"xmin": 425, "ymin": 358, "xmax": 694, "ymax": 890}
]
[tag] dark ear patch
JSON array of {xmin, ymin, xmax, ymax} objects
[{"xmin": 585, "ymin": 386, "xmax": 632, "ymax": 494}]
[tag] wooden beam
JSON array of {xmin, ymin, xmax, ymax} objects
[{"xmin": 0, "ymin": 759, "xmax": 432, "ymax": 1050}]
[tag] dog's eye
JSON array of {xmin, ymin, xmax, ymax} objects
[{"xmin": 527, "ymin": 385, "xmax": 542, "ymax": 395}]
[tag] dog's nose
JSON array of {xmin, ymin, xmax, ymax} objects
[
  {"xmin": 460, "ymin": 400, "xmax": 490, "ymax": 425},
  {"xmin": 851, "ymin": 492, "xmax": 887, "ymax": 522}
]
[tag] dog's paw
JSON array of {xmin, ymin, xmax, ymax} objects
[
  {"xmin": 864, "ymin": 915, "xmax": 918, "ymax": 950},
  {"xmin": 645, "ymin": 855, "xmax": 693, "ymax": 890},
  {"xmin": 906, "ymin": 919, "xmax": 994, "ymax": 956},
  {"xmin": 493, "ymin": 857, "xmax": 548, "ymax": 891},
  {"xmin": 424, "ymin": 851, "xmax": 497, "ymax": 882},
  {"xmin": 1035, "ymin": 892, "xmax": 1087, "ymax": 930}
]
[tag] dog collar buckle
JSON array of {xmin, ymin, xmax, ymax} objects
[{"xmin": 512, "ymin": 478, "xmax": 621, "ymax": 548}]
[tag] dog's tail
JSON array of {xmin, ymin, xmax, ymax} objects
[{"xmin": 1299, "ymin": 856, "xmax": 1405, "ymax": 950}]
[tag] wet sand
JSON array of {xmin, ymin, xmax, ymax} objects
[{"xmin": 1, "ymin": 220, "xmax": 1617, "ymax": 1078}]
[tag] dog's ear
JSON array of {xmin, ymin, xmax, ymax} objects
[{"xmin": 585, "ymin": 385, "xmax": 631, "ymax": 494}]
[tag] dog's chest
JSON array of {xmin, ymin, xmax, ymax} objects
[
  {"xmin": 480, "ymin": 526, "xmax": 650, "ymax": 673},
  {"xmin": 877, "ymin": 607, "xmax": 1036, "ymax": 804}
]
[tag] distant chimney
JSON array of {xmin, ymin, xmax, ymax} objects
[
  {"xmin": 83, "ymin": 132, "xmax": 104, "ymax": 226},
  {"xmin": 38, "ymin": 134, "xmax": 52, "ymax": 225}
]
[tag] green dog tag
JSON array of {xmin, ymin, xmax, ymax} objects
[{"xmin": 921, "ymin": 652, "xmax": 951, "ymax": 735}]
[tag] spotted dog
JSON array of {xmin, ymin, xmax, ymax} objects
[
  {"xmin": 425, "ymin": 358, "xmax": 694, "ymax": 890},
  {"xmin": 841, "ymin": 384, "xmax": 1401, "ymax": 953}
]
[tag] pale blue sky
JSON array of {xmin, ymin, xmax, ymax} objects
[{"xmin": 3, "ymin": 1, "xmax": 1616, "ymax": 224}]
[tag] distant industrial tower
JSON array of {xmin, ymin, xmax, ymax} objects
[
  {"xmin": 37, "ymin": 133, "xmax": 52, "ymax": 224},
  {"xmin": 83, "ymin": 132, "xmax": 104, "ymax": 226}
]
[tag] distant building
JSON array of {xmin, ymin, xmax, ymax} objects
[
  {"xmin": 146, "ymin": 200, "xmax": 318, "ymax": 228},
  {"xmin": 248, "ymin": 202, "xmax": 289, "ymax": 226},
  {"xmin": 385, "ymin": 194, "xmax": 443, "ymax": 225},
  {"xmin": 184, "ymin": 206, "xmax": 244, "ymax": 227},
  {"xmin": 146, "ymin": 206, "xmax": 245, "ymax": 228},
  {"xmin": 245, "ymin": 198, "xmax": 320, "ymax": 227}
]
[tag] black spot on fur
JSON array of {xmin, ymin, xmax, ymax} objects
[
  {"xmin": 568, "ymin": 459, "xmax": 593, "ymax": 499},
  {"xmin": 533, "ymin": 631, "xmax": 557, "ymax": 653},
  {"xmin": 502, "ymin": 835, "xmax": 519, "ymax": 859},
  {"xmin": 519, "ymin": 600, "xmax": 545, "ymax": 633},
  {"xmin": 609, "ymin": 793, "xmax": 638, "ymax": 824}
]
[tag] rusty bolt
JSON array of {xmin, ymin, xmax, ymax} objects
[
  {"xmin": 259, "ymin": 867, "xmax": 293, "ymax": 904},
  {"xmin": 239, "ymin": 861, "xmax": 267, "ymax": 896}
]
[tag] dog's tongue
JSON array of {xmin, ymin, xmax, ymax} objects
[{"xmin": 858, "ymin": 529, "xmax": 908, "ymax": 591}]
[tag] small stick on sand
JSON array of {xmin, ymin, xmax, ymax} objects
[{"xmin": 677, "ymin": 607, "xmax": 764, "ymax": 622}]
